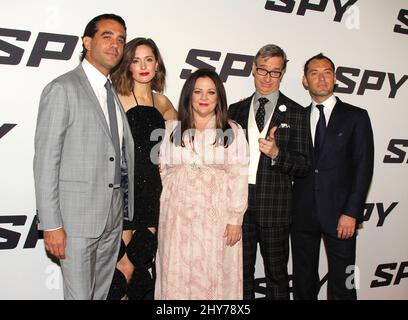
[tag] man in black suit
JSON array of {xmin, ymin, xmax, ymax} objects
[
  {"xmin": 291, "ymin": 53, "xmax": 374, "ymax": 300},
  {"xmin": 228, "ymin": 44, "xmax": 310, "ymax": 300}
]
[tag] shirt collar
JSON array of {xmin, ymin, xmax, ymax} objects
[
  {"xmin": 312, "ymin": 94, "xmax": 336, "ymax": 112},
  {"xmin": 254, "ymin": 90, "xmax": 279, "ymax": 105},
  {"xmin": 81, "ymin": 58, "xmax": 109, "ymax": 88}
]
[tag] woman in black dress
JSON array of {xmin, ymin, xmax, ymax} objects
[{"xmin": 107, "ymin": 38, "xmax": 177, "ymax": 300}]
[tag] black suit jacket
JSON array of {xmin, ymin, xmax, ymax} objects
[
  {"xmin": 228, "ymin": 91, "xmax": 311, "ymax": 226},
  {"xmin": 291, "ymin": 97, "xmax": 374, "ymax": 235}
]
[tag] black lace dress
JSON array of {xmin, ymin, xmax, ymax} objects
[{"xmin": 107, "ymin": 93, "xmax": 165, "ymax": 300}]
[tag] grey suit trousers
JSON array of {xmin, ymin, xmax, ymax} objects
[{"xmin": 60, "ymin": 188, "xmax": 123, "ymax": 300}]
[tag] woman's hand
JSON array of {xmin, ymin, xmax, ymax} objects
[{"xmin": 224, "ymin": 224, "xmax": 242, "ymax": 246}]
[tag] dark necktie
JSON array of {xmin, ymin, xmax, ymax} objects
[
  {"xmin": 256, "ymin": 97, "xmax": 269, "ymax": 132},
  {"xmin": 105, "ymin": 80, "xmax": 121, "ymax": 185},
  {"xmin": 314, "ymin": 104, "xmax": 326, "ymax": 159}
]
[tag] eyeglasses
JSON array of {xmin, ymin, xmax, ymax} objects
[{"xmin": 255, "ymin": 67, "xmax": 282, "ymax": 78}]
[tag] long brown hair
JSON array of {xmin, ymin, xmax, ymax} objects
[
  {"xmin": 170, "ymin": 68, "xmax": 235, "ymax": 148},
  {"xmin": 111, "ymin": 37, "xmax": 166, "ymax": 95}
]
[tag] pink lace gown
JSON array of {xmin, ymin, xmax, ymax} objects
[{"xmin": 155, "ymin": 118, "xmax": 249, "ymax": 300}]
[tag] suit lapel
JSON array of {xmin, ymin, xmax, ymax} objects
[
  {"xmin": 237, "ymin": 96, "xmax": 252, "ymax": 140},
  {"xmin": 114, "ymin": 89, "xmax": 132, "ymax": 149},
  {"xmin": 75, "ymin": 65, "xmax": 112, "ymax": 139},
  {"xmin": 305, "ymin": 104, "xmax": 316, "ymax": 164},
  {"xmin": 320, "ymin": 97, "xmax": 346, "ymax": 159},
  {"xmin": 265, "ymin": 91, "xmax": 285, "ymax": 137}
]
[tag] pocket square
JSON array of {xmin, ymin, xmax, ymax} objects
[
  {"xmin": 279, "ymin": 123, "xmax": 290, "ymax": 129},
  {"xmin": 338, "ymin": 132, "xmax": 343, "ymax": 136}
]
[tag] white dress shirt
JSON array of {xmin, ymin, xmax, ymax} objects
[
  {"xmin": 82, "ymin": 58, "xmax": 124, "ymax": 151},
  {"xmin": 310, "ymin": 94, "xmax": 336, "ymax": 146},
  {"xmin": 247, "ymin": 95, "xmax": 276, "ymax": 184}
]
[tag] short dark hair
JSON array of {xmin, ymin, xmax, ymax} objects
[
  {"xmin": 254, "ymin": 44, "xmax": 289, "ymax": 70},
  {"xmin": 80, "ymin": 13, "xmax": 126, "ymax": 61},
  {"xmin": 304, "ymin": 53, "xmax": 335, "ymax": 75}
]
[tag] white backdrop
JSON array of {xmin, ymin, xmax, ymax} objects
[{"xmin": 0, "ymin": 0, "xmax": 407, "ymax": 299}]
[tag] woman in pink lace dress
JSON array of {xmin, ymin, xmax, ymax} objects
[{"xmin": 155, "ymin": 69, "xmax": 249, "ymax": 300}]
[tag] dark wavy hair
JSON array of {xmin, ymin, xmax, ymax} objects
[
  {"xmin": 171, "ymin": 68, "xmax": 235, "ymax": 148},
  {"xmin": 80, "ymin": 13, "xmax": 126, "ymax": 61},
  {"xmin": 111, "ymin": 37, "xmax": 166, "ymax": 95}
]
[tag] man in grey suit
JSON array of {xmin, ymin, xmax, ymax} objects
[{"xmin": 33, "ymin": 14, "xmax": 134, "ymax": 300}]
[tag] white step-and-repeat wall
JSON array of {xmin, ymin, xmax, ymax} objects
[{"xmin": 0, "ymin": 0, "xmax": 407, "ymax": 299}]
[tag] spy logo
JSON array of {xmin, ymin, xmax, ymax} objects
[
  {"xmin": 363, "ymin": 202, "xmax": 398, "ymax": 227},
  {"xmin": 394, "ymin": 9, "xmax": 408, "ymax": 35},
  {"xmin": 264, "ymin": 0, "xmax": 358, "ymax": 23},
  {"xmin": 180, "ymin": 49, "xmax": 253, "ymax": 82},
  {"xmin": 371, "ymin": 261, "xmax": 408, "ymax": 288},
  {"xmin": 335, "ymin": 67, "xmax": 408, "ymax": 99},
  {"xmin": 383, "ymin": 139, "xmax": 408, "ymax": 163},
  {"xmin": 0, "ymin": 27, "xmax": 78, "ymax": 66},
  {"xmin": 0, "ymin": 215, "xmax": 40, "ymax": 250},
  {"xmin": 0, "ymin": 123, "xmax": 17, "ymax": 139}
]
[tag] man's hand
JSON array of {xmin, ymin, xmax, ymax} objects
[
  {"xmin": 224, "ymin": 224, "xmax": 242, "ymax": 246},
  {"xmin": 44, "ymin": 228, "xmax": 67, "ymax": 259},
  {"xmin": 258, "ymin": 126, "xmax": 279, "ymax": 159},
  {"xmin": 337, "ymin": 215, "xmax": 356, "ymax": 239}
]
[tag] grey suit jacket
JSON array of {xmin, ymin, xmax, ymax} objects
[{"xmin": 34, "ymin": 64, "xmax": 134, "ymax": 238}]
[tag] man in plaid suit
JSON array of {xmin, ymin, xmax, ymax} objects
[{"xmin": 228, "ymin": 44, "xmax": 311, "ymax": 299}]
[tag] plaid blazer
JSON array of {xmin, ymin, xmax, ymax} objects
[{"xmin": 228, "ymin": 91, "xmax": 311, "ymax": 226}]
